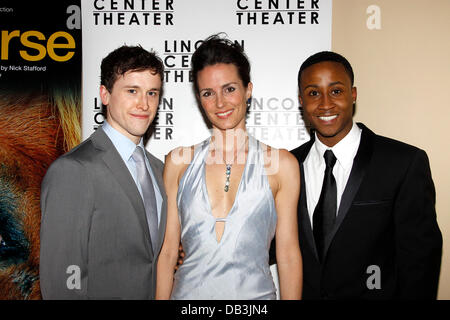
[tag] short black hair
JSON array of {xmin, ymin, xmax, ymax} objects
[
  {"xmin": 191, "ymin": 33, "xmax": 251, "ymax": 94},
  {"xmin": 297, "ymin": 51, "xmax": 354, "ymax": 87},
  {"xmin": 101, "ymin": 45, "xmax": 164, "ymax": 92}
]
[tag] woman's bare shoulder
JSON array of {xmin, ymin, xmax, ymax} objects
[
  {"xmin": 164, "ymin": 144, "xmax": 198, "ymax": 184},
  {"xmin": 259, "ymin": 142, "xmax": 298, "ymax": 176}
]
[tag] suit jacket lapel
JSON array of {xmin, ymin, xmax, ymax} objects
[
  {"xmin": 299, "ymin": 162, "xmax": 320, "ymax": 261},
  {"xmin": 146, "ymin": 150, "xmax": 167, "ymax": 256},
  {"xmin": 91, "ymin": 128, "xmax": 153, "ymax": 258},
  {"xmin": 323, "ymin": 123, "xmax": 374, "ymax": 256},
  {"xmin": 294, "ymin": 137, "xmax": 320, "ymax": 261}
]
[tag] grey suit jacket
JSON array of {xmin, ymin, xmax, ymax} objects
[{"xmin": 40, "ymin": 127, "xmax": 167, "ymax": 299}]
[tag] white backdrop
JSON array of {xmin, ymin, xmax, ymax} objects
[
  {"xmin": 81, "ymin": 0, "xmax": 332, "ymax": 160},
  {"xmin": 81, "ymin": 0, "xmax": 332, "ymax": 299}
]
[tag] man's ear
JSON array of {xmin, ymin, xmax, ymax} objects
[
  {"xmin": 99, "ymin": 85, "xmax": 110, "ymax": 106},
  {"xmin": 352, "ymin": 86, "xmax": 357, "ymax": 103}
]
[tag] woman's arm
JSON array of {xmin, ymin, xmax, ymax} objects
[
  {"xmin": 273, "ymin": 149, "xmax": 303, "ymax": 300},
  {"xmin": 155, "ymin": 148, "xmax": 186, "ymax": 300}
]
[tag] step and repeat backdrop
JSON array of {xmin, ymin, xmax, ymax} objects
[
  {"xmin": 81, "ymin": 1, "xmax": 332, "ymax": 297},
  {"xmin": 0, "ymin": 0, "xmax": 331, "ymax": 299},
  {"xmin": 81, "ymin": 0, "xmax": 332, "ymax": 160}
]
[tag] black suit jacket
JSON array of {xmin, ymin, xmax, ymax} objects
[{"xmin": 289, "ymin": 123, "xmax": 442, "ymax": 299}]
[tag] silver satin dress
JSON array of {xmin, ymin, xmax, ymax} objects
[{"xmin": 171, "ymin": 135, "xmax": 277, "ymax": 300}]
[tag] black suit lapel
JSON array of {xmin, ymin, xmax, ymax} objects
[
  {"xmin": 91, "ymin": 128, "xmax": 153, "ymax": 258},
  {"xmin": 323, "ymin": 123, "xmax": 374, "ymax": 256},
  {"xmin": 299, "ymin": 162, "xmax": 320, "ymax": 261},
  {"xmin": 292, "ymin": 137, "xmax": 320, "ymax": 261}
]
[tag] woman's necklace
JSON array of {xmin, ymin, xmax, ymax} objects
[{"xmin": 212, "ymin": 136, "xmax": 247, "ymax": 192}]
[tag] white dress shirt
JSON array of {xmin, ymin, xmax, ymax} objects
[
  {"xmin": 102, "ymin": 121, "xmax": 162, "ymax": 226},
  {"xmin": 304, "ymin": 122, "xmax": 362, "ymax": 228}
]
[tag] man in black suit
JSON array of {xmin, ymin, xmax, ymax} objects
[{"xmin": 290, "ymin": 51, "xmax": 442, "ymax": 299}]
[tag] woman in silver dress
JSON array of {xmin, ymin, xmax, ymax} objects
[{"xmin": 156, "ymin": 34, "xmax": 302, "ymax": 300}]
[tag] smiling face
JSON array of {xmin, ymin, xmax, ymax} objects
[
  {"xmin": 100, "ymin": 69, "xmax": 161, "ymax": 144},
  {"xmin": 197, "ymin": 63, "xmax": 252, "ymax": 132},
  {"xmin": 299, "ymin": 61, "xmax": 357, "ymax": 147}
]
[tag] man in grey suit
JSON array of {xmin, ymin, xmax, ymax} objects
[{"xmin": 40, "ymin": 45, "xmax": 167, "ymax": 299}]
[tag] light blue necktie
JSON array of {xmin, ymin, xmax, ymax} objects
[{"xmin": 132, "ymin": 146, "xmax": 158, "ymax": 255}]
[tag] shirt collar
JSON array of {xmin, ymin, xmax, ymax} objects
[
  {"xmin": 102, "ymin": 121, "xmax": 143, "ymax": 163},
  {"xmin": 312, "ymin": 122, "xmax": 362, "ymax": 170}
]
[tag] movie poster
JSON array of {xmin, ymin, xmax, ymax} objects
[{"xmin": 0, "ymin": 1, "xmax": 82, "ymax": 299}]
